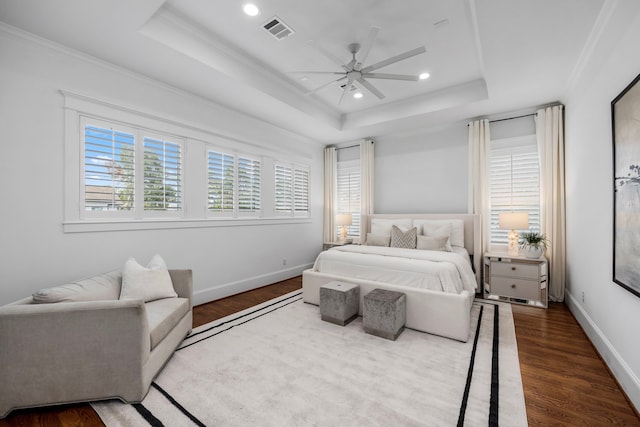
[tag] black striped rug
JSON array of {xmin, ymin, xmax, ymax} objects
[{"xmin": 93, "ymin": 292, "xmax": 526, "ymax": 426}]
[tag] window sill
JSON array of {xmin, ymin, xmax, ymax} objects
[{"xmin": 63, "ymin": 217, "xmax": 312, "ymax": 233}]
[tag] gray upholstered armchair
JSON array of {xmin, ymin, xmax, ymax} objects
[{"xmin": 0, "ymin": 269, "xmax": 193, "ymax": 418}]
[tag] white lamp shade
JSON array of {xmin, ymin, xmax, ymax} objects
[
  {"xmin": 499, "ymin": 212, "xmax": 529, "ymax": 230},
  {"xmin": 335, "ymin": 213, "xmax": 353, "ymax": 227}
]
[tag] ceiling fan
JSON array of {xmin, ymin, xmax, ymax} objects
[{"xmin": 294, "ymin": 27, "xmax": 427, "ymax": 104}]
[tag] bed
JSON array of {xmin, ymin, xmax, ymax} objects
[{"xmin": 303, "ymin": 213, "xmax": 481, "ymax": 342}]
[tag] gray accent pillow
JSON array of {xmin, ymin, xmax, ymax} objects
[
  {"xmin": 364, "ymin": 233, "xmax": 391, "ymax": 247},
  {"xmin": 390, "ymin": 225, "xmax": 417, "ymax": 249},
  {"xmin": 417, "ymin": 235, "xmax": 451, "ymax": 251}
]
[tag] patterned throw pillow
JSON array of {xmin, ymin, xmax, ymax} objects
[{"xmin": 390, "ymin": 225, "xmax": 417, "ymax": 249}]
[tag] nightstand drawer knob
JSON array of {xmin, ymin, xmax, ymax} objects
[
  {"xmin": 511, "ymin": 267, "xmax": 516, "ymax": 271},
  {"xmin": 511, "ymin": 284, "xmax": 516, "ymax": 288}
]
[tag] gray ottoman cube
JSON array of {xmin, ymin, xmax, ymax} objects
[
  {"xmin": 319, "ymin": 281, "xmax": 360, "ymax": 326},
  {"xmin": 363, "ymin": 288, "xmax": 406, "ymax": 340}
]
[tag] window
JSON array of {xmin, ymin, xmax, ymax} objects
[
  {"xmin": 238, "ymin": 157, "xmax": 261, "ymax": 213},
  {"xmin": 489, "ymin": 135, "xmax": 540, "ymax": 245},
  {"xmin": 336, "ymin": 159, "xmax": 361, "ymax": 238},
  {"xmin": 275, "ymin": 164, "xmax": 309, "ymax": 216},
  {"xmin": 82, "ymin": 118, "xmax": 183, "ymax": 218},
  {"xmin": 208, "ymin": 150, "xmax": 235, "ymax": 213},
  {"xmin": 294, "ymin": 169, "xmax": 309, "ymax": 213},
  {"xmin": 83, "ymin": 124, "xmax": 134, "ymax": 212},
  {"xmin": 65, "ymin": 93, "xmax": 310, "ymax": 232},
  {"xmin": 208, "ymin": 150, "xmax": 261, "ymax": 216},
  {"xmin": 144, "ymin": 137, "xmax": 182, "ymax": 212}
]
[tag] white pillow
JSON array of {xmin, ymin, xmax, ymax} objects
[
  {"xmin": 420, "ymin": 223, "xmax": 453, "ymax": 252},
  {"xmin": 417, "ymin": 235, "xmax": 451, "ymax": 252},
  {"xmin": 120, "ymin": 255, "xmax": 177, "ymax": 302},
  {"xmin": 364, "ymin": 233, "xmax": 391, "ymax": 247},
  {"xmin": 413, "ymin": 219, "xmax": 464, "ymax": 247},
  {"xmin": 370, "ymin": 218, "xmax": 413, "ymax": 237}
]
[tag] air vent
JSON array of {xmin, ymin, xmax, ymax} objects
[{"xmin": 262, "ymin": 16, "xmax": 295, "ymax": 40}]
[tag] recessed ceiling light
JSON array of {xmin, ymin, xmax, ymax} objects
[
  {"xmin": 243, "ymin": 3, "xmax": 260, "ymax": 16},
  {"xmin": 419, "ymin": 72, "xmax": 430, "ymax": 80},
  {"xmin": 353, "ymin": 92, "xmax": 363, "ymax": 99}
]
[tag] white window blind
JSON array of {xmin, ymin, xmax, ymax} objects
[
  {"xmin": 294, "ymin": 168, "xmax": 309, "ymax": 213},
  {"xmin": 143, "ymin": 137, "xmax": 182, "ymax": 211},
  {"xmin": 208, "ymin": 150, "xmax": 235, "ymax": 213},
  {"xmin": 336, "ymin": 159, "xmax": 361, "ymax": 238},
  {"xmin": 489, "ymin": 135, "xmax": 540, "ymax": 245},
  {"xmin": 84, "ymin": 125, "xmax": 135, "ymax": 211},
  {"xmin": 238, "ymin": 156, "xmax": 261, "ymax": 213},
  {"xmin": 274, "ymin": 164, "xmax": 293, "ymax": 212}
]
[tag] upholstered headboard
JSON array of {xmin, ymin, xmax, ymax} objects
[{"xmin": 363, "ymin": 213, "xmax": 482, "ymax": 287}]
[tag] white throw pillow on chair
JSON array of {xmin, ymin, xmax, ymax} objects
[{"xmin": 120, "ymin": 254, "xmax": 177, "ymax": 302}]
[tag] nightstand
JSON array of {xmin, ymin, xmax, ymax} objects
[
  {"xmin": 483, "ymin": 252, "xmax": 548, "ymax": 308},
  {"xmin": 322, "ymin": 240, "xmax": 353, "ymax": 251}
]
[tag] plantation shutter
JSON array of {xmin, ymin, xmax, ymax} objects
[
  {"xmin": 238, "ymin": 156, "xmax": 261, "ymax": 213},
  {"xmin": 208, "ymin": 150, "xmax": 235, "ymax": 213},
  {"xmin": 83, "ymin": 125, "xmax": 135, "ymax": 211},
  {"xmin": 294, "ymin": 168, "xmax": 309, "ymax": 213},
  {"xmin": 490, "ymin": 135, "xmax": 540, "ymax": 244},
  {"xmin": 274, "ymin": 164, "xmax": 293, "ymax": 212},
  {"xmin": 336, "ymin": 160, "xmax": 361, "ymax": 238},
  {"xmin": 143, "ymin": 137, "xmax": 182, "ymax": 211}
]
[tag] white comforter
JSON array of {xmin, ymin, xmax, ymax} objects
[{"xmin": 312, "ymin": 245, "xmax": 477, "ymax": 294}]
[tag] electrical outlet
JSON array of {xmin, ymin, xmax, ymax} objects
[
  {"xmin": 581, "ymin": 291, "xmax": 585, "ymax": 303},
  {"xmin": 282, "ymin": 259, "xmax": 287, "ymax": 266}
]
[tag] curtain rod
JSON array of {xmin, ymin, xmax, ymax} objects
[
  {"xmin": 489, "ymin": 113, "xmax": 535, "ymax": 123},
  {"xmin": 335, "ymin": 144, "xmax": 359, "ymax": 150},
  {"xmin": 333, "ymin": 140, "xmax": 374, "ymax": 150}
]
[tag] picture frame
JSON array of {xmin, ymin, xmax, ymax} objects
[{"xmin": 612, "ymin": 72, "xmax": 640, "ymax": 298}]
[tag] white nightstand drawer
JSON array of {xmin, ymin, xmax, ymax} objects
[
  {"xmin": 490, "ymin": 276, "xmax": 540, "ymax": 300},
  {"xmin": 491, "ymin": 262, "xmax": 539, "ymax": 279}
]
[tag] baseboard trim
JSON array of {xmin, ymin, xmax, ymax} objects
[
  {"xmin": 565, "ymin": 290, "xmax": 640, "ymax": 412},
  {"xmin": 192, "ymin": 263, "xmax": 313, "ymax": 306}
]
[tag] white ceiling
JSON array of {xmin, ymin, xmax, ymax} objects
[{"xmin": 0, "ymin": 0, "xmax": 607, "ymax": 143}]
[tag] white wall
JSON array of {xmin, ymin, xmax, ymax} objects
[
  {"xmin": 0, "ymin": 26, "xmax": 323, "ymax": 306},
  {"xmin": 374, "ymin": 124, "xmax": 469, "ymax": 214},
  {"xmin": 374, "ymin": 114, "xmax": 535, "ymax": 215},
  {"xmin": 563, "ymin": 2, "xmax": 640, "ymax": 409}
]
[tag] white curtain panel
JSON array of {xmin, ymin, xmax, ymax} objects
[
  {"xmin": 359, "ymin": 139, "xmax": 375, "ymax": 243},
  {"xmin": 323, "ymin": 146, "xmax": 337, "ymax": 243},
  {"xmin": 467, "ymin": 119, "xmax": 491, "ymax": 254},
  {"xmin": 536, "ymin": 105, "xmax": 566, "ymax": 302}
]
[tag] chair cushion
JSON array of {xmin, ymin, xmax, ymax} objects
[
  {"xmin": 145, "ymin": 297, "xmax": 190, "ymax": 349},
  {"xmin": 32, "ymin": 270, "xmax": 122, "ymax": 304}
]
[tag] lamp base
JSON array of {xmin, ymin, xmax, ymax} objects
[{"xmin": 507, "ymin": 229, "xmax": 520, "ymax": 256}]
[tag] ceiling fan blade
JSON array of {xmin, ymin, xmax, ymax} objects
[
  {"xmin": 338, "ymin": 77, "xmax": 355, "ymax": 105},
  {"xmin": 356, "ymin": 77, "xmax": 385, "ymax": 100},
  {"xmin": 289, "ymin": 71, "xmax": 345, "ymax": 75},
  {"xmin": 362, "ymin": 73, "xmax": 419, "ymax": 81},
  {"xmin": 360, "ymin": 46, "xmax": 426, "ymax": 73},
  {"xmin": 308, "ymin": 40, "xmax": 349, "ymax": 71},
  {"xmin": 355, "ymin": 26, "xmax": 379, "ymax": 70},
  {"xmin": 305, "ymin": 77, "xmax": 347, "ymax": 95}
]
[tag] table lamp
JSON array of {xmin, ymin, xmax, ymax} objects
[
  {"xmin": 499, "ymin": 212, "xmax": 529, "ymax": 256},
  {"xmin": 336, "ymin": 213, "xmax": 353, "ymax": 242}
]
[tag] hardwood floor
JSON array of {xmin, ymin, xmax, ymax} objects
[{"xmin": 1, "ymin": 277, "xmax": 638, "ymax": 426}]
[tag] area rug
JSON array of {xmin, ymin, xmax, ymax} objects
[{"xmin": 92, "ymin": 291, "xmax": 527, "ymax": 426}]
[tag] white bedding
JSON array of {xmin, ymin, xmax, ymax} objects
[{"xmin": 312, "ymin": 245, "xmax": 477, "ymax": 294}]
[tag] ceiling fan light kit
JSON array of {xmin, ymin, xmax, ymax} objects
[{"xmin": 297, "ymin": 27, "xmax": 427, "ymax": 104}]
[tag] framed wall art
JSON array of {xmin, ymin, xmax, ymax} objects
[{"xmin": 612, "ymin": 72, "xmax": 640, "ymax": 298}]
